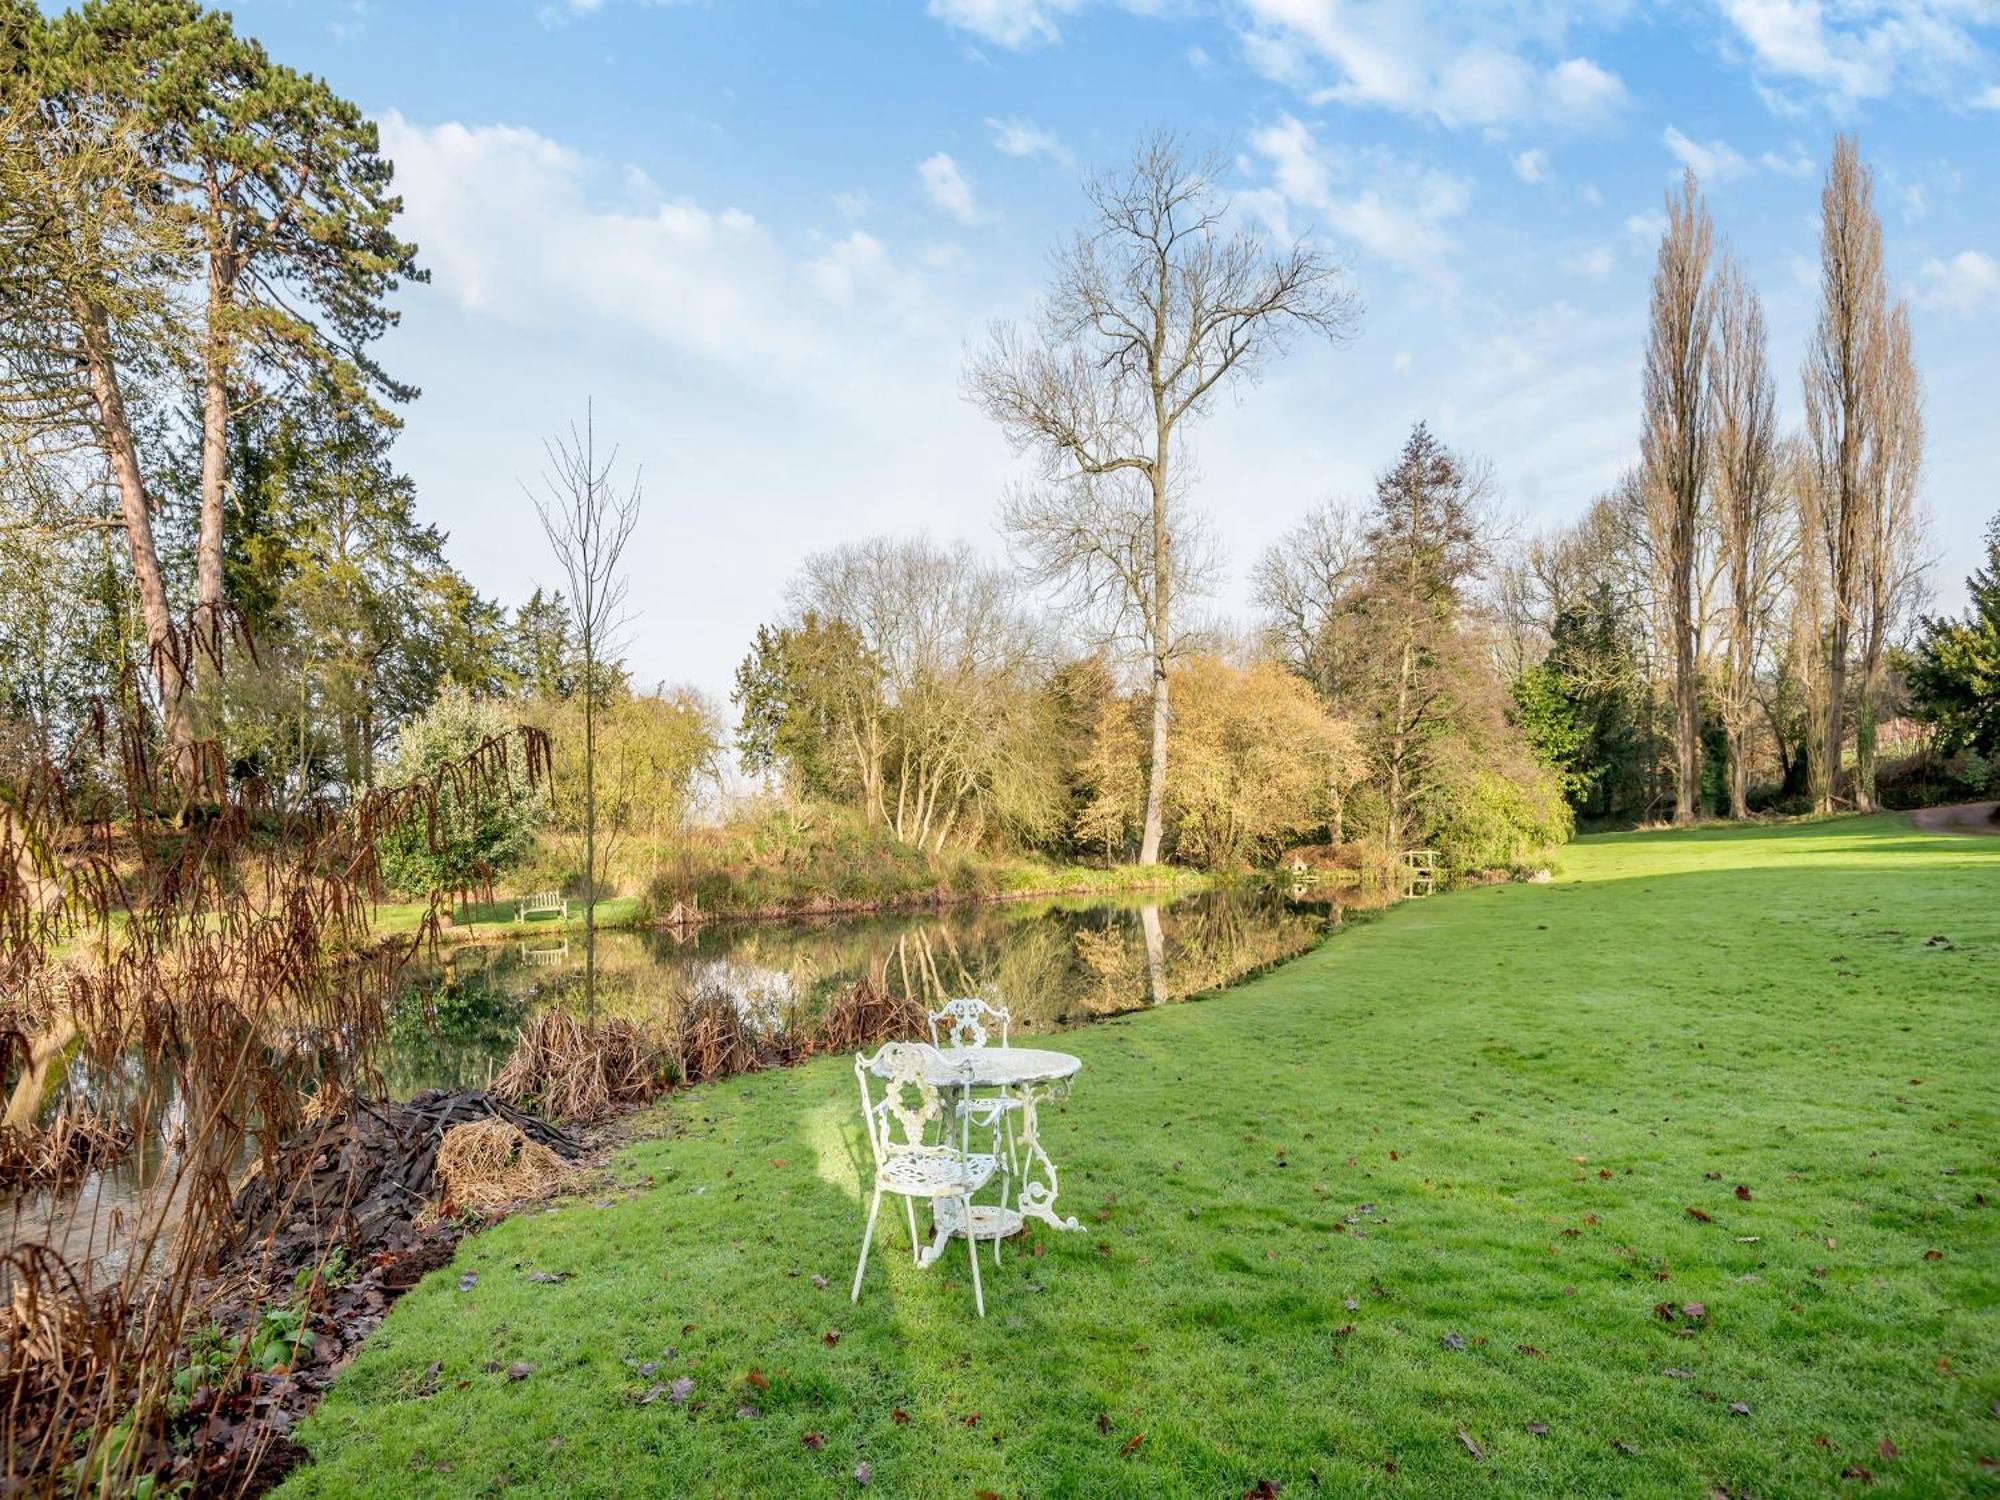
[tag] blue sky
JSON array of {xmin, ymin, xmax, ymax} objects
[{"xmin": 237, "ymin": 0, "xmax": 1998, "ymax": 703}]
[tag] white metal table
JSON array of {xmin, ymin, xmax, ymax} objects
[{"xmin": 908, "ymin": 1046, "xmax": 1082, "ymax": 1263}]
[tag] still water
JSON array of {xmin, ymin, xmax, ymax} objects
[{"xmin": 8, "ymin": 883, "xmax": 1348, "ymax": 1266}]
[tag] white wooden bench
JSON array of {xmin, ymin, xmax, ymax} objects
[{"xmin": 514, "ymin": 890, "xmax": 570, "ymax": 923}]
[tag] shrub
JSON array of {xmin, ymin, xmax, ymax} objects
[{"xmin": 377, "ymin": 686, "xmax": 545, "ymax": 898}]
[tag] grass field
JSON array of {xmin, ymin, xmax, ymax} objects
[{"xmin": 280, "ymin": 814, "xmax": 2000, "ymax": 1498}]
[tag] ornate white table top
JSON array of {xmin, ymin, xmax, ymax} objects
[{"xmin": 917, "ymin": 1046, "xmax": 1081, "ymax": 1088}]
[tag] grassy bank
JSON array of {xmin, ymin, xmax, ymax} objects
[
  {"xmin": 283, "ymin": 814, "xmax": 1998, "ymax": 1497},
  {"xmin": 373, "ymin": 815, "xmax": 1218, "ymax": 943}
]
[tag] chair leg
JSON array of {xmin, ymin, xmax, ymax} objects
[
  {"xmin": 851, "ymin": 1188, "xmax": 881, "ymax": 1304},
  {"xmin": 993, "ymin": 1122, "xmax": 1007, "ymax": 1267},
  {"xmin": 905, "ymin": 1196, "xmax": 921, "ymax": 1262},
  {"xmin": 962, "ymin": 1196, "xmax": 984, "ymax": 1317}
]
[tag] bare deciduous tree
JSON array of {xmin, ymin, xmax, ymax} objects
[
  {"xmin": 1639, "ymin": 168, "xmax": 1716, "ymax": 825},
  {"xmin": 968, "ymin": 130, "xmax": 1358, "ymax": 864},
  {"xmin": 1802, "ymin": 133, "xmax": 1887, "ymax": 812},
  {"xmin": 789, "ymin": 535, "xmax": 1042, "ymax": 852},
  {"xmin": 1853, "ymin": 301, "xmax": 1926, "ymax": 809},
  {"xmin": 527, "ymin": 404, "xmax": 640, "ymax": 1012},
  {"xmin": 1707, "ymin": 254, "xmax": 1784, "ymax": 819},
  {"xmin": 1253, "ymin": 498, "xmax": 1365, "ymax": 691}
]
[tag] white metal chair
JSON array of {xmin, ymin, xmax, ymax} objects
[
  {"xmin": 926, "ymin": 998, "xmax": 1023, "ymax": 1265},
  {"xmin": 851, "ymin": 1041, "xmax": 996, "ymax": 1316}
]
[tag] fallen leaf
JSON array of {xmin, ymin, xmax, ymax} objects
[
  {"xmin": 1663, "ymin": 1368, "xmax": 1694, "ymax": 1380},
  {"xmin": 1344, "ymin": 1297, "xmax": 1359, "ymax": 1312},
  {"xmin": 1121, "ymin": 1433, "xmax": 1145, "ymax": 1456},
  {"xmin": 853, "ymin": 1461, "xmax": 872, "ymax": 1486},
  {"xmin": 802, "ymin": 1431, "xmax": 825, "ymax": 1450},
  {"xmin": 1840, "ymin": 1464, "xmax": 1873, "ymax": 1483},
  {"xmin": 736, "ymin": 1404, "xmax": 762, "ymax": 1420},
  {"xmin": 1244, "ymin": 1482, "xmax": 1282, "ymax": 1499},
  {"xmin": 1525, "ymin": 1422, "xmax": 1549, "ymax": 1437},
  {"xmin": 962, "ymin": 1413, "xmax": 980, "ymax": 1428},
  {"xmin": 669, "ymin": 1376, "xmax": 695, "ymax": 1404},
  {"xmin": 1516, "ymin": 1344, "xmax": 1544, "ymax": 1358},
  {"xmin": 505, "ymin": 1362, "xmax": 535, "ymax": 1382},
  {"xmin": 811, "ymin": 1275, "xmax": 829, "ymax": 1290},
  {"xmin": 1441, "ymin": 1332, "xmax": 1467, "ymax": 1351},
  {"xmin": 457, "ymin": 1272, "xmax": 478, "ymax": 1292},
  {"xmin": 1614, "ymin": 1439, "xmax": 1641, "ymax": 1457},
  {"xmin": 1457, "ymin": 1428, "xmax": 1485, "ymax": 1460},
  {"xmin": 1682, "ymin": 1301, "xmax": 1708, "ymax": 1321},
  {"xmin": 1922, "ymin": 1249, "xmax": 1943, "ymax": 1262},
  {"xmin": 1729, "ymin": 1402, "xmax": 1751, "ymax": 1416},
  {"xmin": 1877, "ymin": 1438, "xmax": 1898, "ymax": 1459},
  {"xmin": 1735, "ymin": 1185, "xmax": 1752, "ymax": 1201},
  {"xmin": 1095, "ymin": 1412, "xmax": 1111, "ymax": 1435},
  {"xmin": 824, "ymin": 1330, "xmax": 842, "ymax": 1347},
  {"xmin": 746, "ymin": 1368, "xmax": 770, "ymax": 1391},
  {"xmin": 1686, "ymin": 1206, "xmax": 1713, "ymax": 1223}
]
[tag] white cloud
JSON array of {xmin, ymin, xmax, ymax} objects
[
  {"xmin": 1917, "ymin": 249, "xmax": 2000, "ymax": 313},
  {"xmin": 375, "ymin": 112, "xmax": 935, "ymax": 385},
  {"xmin": 1976, "ymin": 83, "xmax": 2000, "ymax": 108},
  {"xmin": 804, "ymin": 231, "xmax": 891, "ymax": 306},
  {"xmin": 1235, "ymin": 1, "xmax": 1628, "ymax": 129},
  {"xmin": 1720, "ymin": 0, "xmax": 1994, "ymax": 108},
  {"xmin": 1663, "ymin": 125, "xmax": 1752, "ymax": 181},
  {"xmin": 1759, "ymin": 144, "xmax": 1816, "ymax": 178},
  {"xmin": 1187, "ymin": 43, "xmax": 1212, "ymax": 70},
  {"xmin": 917, "ymin": 152, "xmax": 982, "ymax": 224},
  {"xmin": 1246, "ymin": 113, "xmax": 1470, "ymax": 274},
  {"xmin": 1625, "ymin": 210, "xmax": 1668, "ymax": 239},
  {"xmin": 1563, "ymin": 245, "xmax": 1616, "ymax": 277},
  {"xmin": 1513, "ymin": 147, "xmax": 1551, "ymax": 183},
  {"xmin": 986, "ymin": 115, "xmax": 1074, "ymax": 165},
  {"xmin": 925, "ymin": 0, "xmax": 1074, "ymax": 49},
  {"xmin": 1547, "ymin": 57, "xmax": 1628, "ymax": 118}
]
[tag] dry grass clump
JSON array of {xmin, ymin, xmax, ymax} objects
[
  {"xmin": 493, "ymin": 1010, "xmax": 672, "ymax": 1123},
  {"xmin": 0, "ymin": 1110, "xmax": 134, "ymax": 1188},
  {"xmin": 806, "ymin": 975, "xmax": 924, "ymax": 1056},
  {"xmin": 667, "ymin": 987, "xmax": 760, "ymax": 1084},
  {"xmin": 434, "ymin": 1118, "xmax": 568, "ymax": 1214}
]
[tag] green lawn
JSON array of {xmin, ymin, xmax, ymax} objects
[{"xmin": 281, "ymin": 815, "xmax": 2000, "ymax": 1498}]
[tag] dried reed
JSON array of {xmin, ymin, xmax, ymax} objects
[{"xmin": 434, "ymin": 1119, "xmax": 568, "ymax": 1214}]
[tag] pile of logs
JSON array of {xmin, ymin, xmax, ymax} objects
[{"xmin": 231, "ymin": 1089, "xmax": 582, "ymax": 1276}]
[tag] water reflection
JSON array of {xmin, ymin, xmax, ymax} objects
[
  {"xmin": 387, "ymin": 884, "xmax": 1337, "ymax": 1096},
  {"xmin": 7, "ymin": 883, "xmax": 1342, "ymax": 1262}
]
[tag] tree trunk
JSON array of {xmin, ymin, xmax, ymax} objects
[
  {"xmin": 1673, "ymin": 588, "xmax": 1698, "ymax": 823},
  {"xmin": 1137, "ymin": 459, "xmax": 1170, "ymax": 866},
  {"xmin": 74, "ymin": 290, "xmax": 192, "ymax": 759},
  {"xmin": 197, "ymin": 245, "xmax": 234, "ymax": 657},
  {"xmin": 1727, "ymin": 725, "xmax": 1749, "ymax": 819},
  {"xmin": 584, "ymin": 626, "xmax": 597, "ymax": 1017},
  {"xmin": 1824, "ymin": 615, "xmax": 1849, "ymax": 812}
]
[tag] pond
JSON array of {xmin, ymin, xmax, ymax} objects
[{"xmin": 6, "ymin": 882, "xmax": 1353, "ymax": 1269}]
